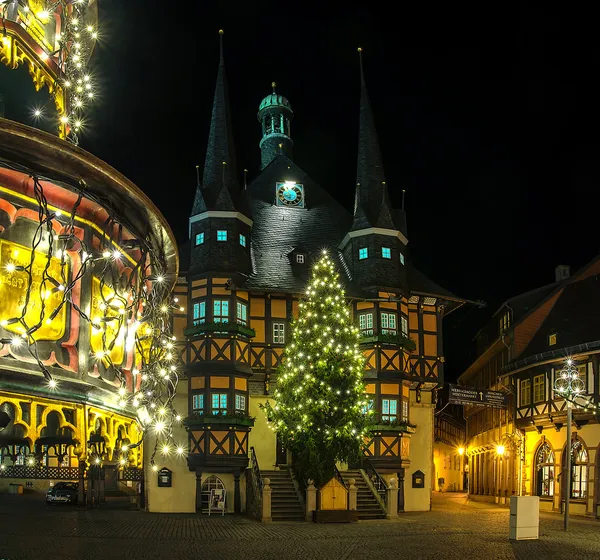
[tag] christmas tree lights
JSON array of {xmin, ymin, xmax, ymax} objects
[{"xmin": 263, "ymin": 250, "xmax": 371, "ymax": 486}]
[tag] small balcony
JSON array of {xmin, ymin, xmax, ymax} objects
[
  {"xmin": 184, "ymin": 321, "xmax": 256, "ymax": 340},
  {"xmin": 359, "ymin": 332, "xmax": 416, "ymax": 351}
]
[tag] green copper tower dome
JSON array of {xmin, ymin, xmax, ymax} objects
[{"xmin": 257, "ymin": 82, "xmax": 294, "ymax": 169}]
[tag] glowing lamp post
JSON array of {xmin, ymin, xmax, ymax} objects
[{"xmin": 554, "ymin": 358, "xmax": 585, "ymax": 531}]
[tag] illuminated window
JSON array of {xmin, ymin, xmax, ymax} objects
[
  {"xmin": 535, "ymin": 442, "xmax": 554, "ymax": 497},
  {"xmin": 520, "ymin": 379, "xmax": 531, "ymax": 407},
  {"xmin": 499, "ymin": 312, "xmax": 511, "ymax": 334},
  {"xmin": 211, "ymin": 393, "xmax": 227, "ymax": 415},
  {"xmin": 273, "ymin": 323, "xmax": 285, "ymax": 344},
  {"xmin": 402, "ymin": 399, "xmax": 409, "ymax": 422},
  {"xmin": 195, "ymin": 232, "xmax": 205, "ymax": 246},
  {"xmin": 382, "ymin": 247, "xmax": 391, "ymax": 259},
  {"xmin": 361, "ymin": 399, "xmax": 374, "ymax": 415},
  {"xmin": 569, "ymin": 441, "xmax": 589, "ymax": 499},
  {"xmin": 533, "ymin": 374, "xmax": 545, "ymax": 403},
  {"xmin": 359, "ymin": 313, "xmax": 373, "ymax": 335},
  {"xmin": 381, "ymin": 312, "xmax": 397, "ymax": 334},
  {"xmin": 359, "ymin": 248, "xmax": 368, "ymax": 260},
  {"xmin": 296, "ymin": 254, "xmax": 305, "ymax": 264},
  {"xmin": 239, "ymin": 234, "xmax": 246, "ymax": 247},
  {"xmin": 235, "ymin": 394, "xmax": 246, "ymax": 412},
  {"xmin": 401, "ymin": 316, "xmax": 408, "ymax": 336},
  {"xmin": 548, "ymin": 333, "xmax": 557, "ymax": 346},
  {"xmin": 192, "ymin": 394, "xmax": 204, "ymax": 414},
  {"xmin": 217, "ymin": 230, "xmax": 227, "ymax": 241},
  {"xmin": 399, "ymin": 253, "xmax": 405, "ymax": 265},
  {"xmin": 193, "ymin": 301, "xmax": 206, "ymax": 325},
  {"xmin": 213, "ymin": 300, "xmax": 229, "ymax": 323},
  {"xmin": 381, "ymin": 399, "xmax": 398, "ymax": 422},
  {"xmin": 236, "ymin": 302, "xmax": 247, "ymax": 325}
]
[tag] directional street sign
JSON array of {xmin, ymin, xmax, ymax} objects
[{"xmin": 448, "ymin": 384, "xmax": 509, "ymax": 408}]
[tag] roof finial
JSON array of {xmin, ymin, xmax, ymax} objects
[
  {"xmin": 218, "ymin": 29, "xmax": 224, "ymax": 64},
  {"xmin": 196, "ymin": 165, "xmax": 201, "ymax": 189},
  {"xmin": 243, "ymin": 168, "xmax": 248, "ymax": 190},
  {"xmin": 358, "ymin": 47, "xmax": 365, "ymax": 86},
  {"xmin": 272, "ymin": 81, "xmax": 277, "ymax": 94},
  {"xmin": 402, "ymin": 189, "xmax": 406, "ymax": 210}
]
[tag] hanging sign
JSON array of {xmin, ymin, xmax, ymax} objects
[{"xmin": 448, "ymin": 384, "xmax": 508, "ymax": 408}]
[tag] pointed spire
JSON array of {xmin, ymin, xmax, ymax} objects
[
  {"xmin": 352, "ymin": 47, "xmax": 395, "ymax": 231},
  {"xmin": 192, "ymin": 29, "xmax": 239, "ymax": 216}
]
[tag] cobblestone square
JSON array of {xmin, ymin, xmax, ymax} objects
[{"xmin": 1, "ymin": 493, "xmax": 600, "ymax": 560}]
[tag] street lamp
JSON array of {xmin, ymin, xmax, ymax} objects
[{"xmin": 554, "ymin": 358, "xmax": 585, "ymax": 531}]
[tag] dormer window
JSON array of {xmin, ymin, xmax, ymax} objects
[
  {"xmin": 296, "ymin": 254, "xmax": 305, "ymax": 264},
  {"xmin": 549, "ymin": 333, "xmax": 557, "ymax": 346},
  {"xmin": 499, "ymin": 312, "xmax": 510, "ymax": 334}
]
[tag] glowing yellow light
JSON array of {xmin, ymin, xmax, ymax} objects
[
  {"xmin": 496, "ymin": 445, "xmax": 505, "ymax": 456},
  {"xmin": 458, "ymin": 447, "xmax": 465, "ymax": 456},
  {"xmin": 5, "ymin": 263, "xmax": 15, "ymax": 272},
  {"xmin": 176, "ymin": 446, "xmax": 185, "ymax": 455},
  {"xmin": 48, "ymin": 379, "xmax": 57, "ymax": 389},
  {"xmin": 102, "ymin": 250, "xmax": 111, "ymax": 258}
]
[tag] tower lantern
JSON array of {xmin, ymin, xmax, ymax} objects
[{"xmin": 257, "ymin": 82, "xmax": 294, "ymax": 169}]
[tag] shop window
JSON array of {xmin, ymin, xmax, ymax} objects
[
  {"xmin": 535, "ymin": 442, "xmax": 554, "ymax": 497},
  {"xmin": 564, "ymin": 440, "xmax": 589, "ymax": 499}
]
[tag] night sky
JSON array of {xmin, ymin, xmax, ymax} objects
[{"xmin": 81, "ymin": 2, "xmax": 600, "ymax": 381}]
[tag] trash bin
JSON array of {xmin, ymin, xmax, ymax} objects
[
  {"xmin": 509, "ymin": 496, "xmax": 539, "ymax": 540},
  {"xmin": 8, "ymin": 483, "xmax": 24, "ymax": 495}
]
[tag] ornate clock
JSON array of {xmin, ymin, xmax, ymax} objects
[{"xmin": 276, "ymin": 182, "xmax": 304, "ymax": 208}]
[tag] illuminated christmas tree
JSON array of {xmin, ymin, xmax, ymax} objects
[{"xmin": 263, "ymin": 251, "xmax": 371, "ymax": 486}]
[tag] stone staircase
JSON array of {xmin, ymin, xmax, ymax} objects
[
  {"xmin": 340, "ymin": 470, "xmax": 386, "ymax": 520},
  {"xmin": 261, "ymin": 470, "xmax": 305, "ymax": 522}
]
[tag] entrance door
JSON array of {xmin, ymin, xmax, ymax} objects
[
  {"xmin": 104, "ymin": 465, "xmax": 118, "ymax": 492},
  {"xmin": 276, "ymin": 434, "xmax": 287, "ymax": 466}
]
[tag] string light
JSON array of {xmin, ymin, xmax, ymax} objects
[
  {"xmin": 0, "ymin": 164, "xmax": 181, "ymax": 468},
  {"xmin": 262, "ymin": 251, "xmax": 371, "ymax": 485}
]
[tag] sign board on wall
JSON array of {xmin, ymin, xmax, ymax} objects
[
  {"xmin": 157, "ymin": 467, "xmax": 172, "ymax": 487},
  {"xmin": 448, "ymin": 384, "xmax": 508, "ymax": 409}
]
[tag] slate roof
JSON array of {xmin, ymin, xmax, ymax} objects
[
  {"xmin": 509, "ymin": 273, "xmax": 600, "ymax": 363},
  {"xmin": 243, "ymin": 154, "xmax": 461, "ymax": 304},
  {"xmin": 191, "ymin": 34, "xmax": 250, "ymax": 217}
]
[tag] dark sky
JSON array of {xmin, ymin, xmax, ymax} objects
[{"xmin": 81, "ymin": 2, "xmax": 600, "ymax": 380}]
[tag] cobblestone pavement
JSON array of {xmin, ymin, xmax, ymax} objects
[{"xmin": 1, "ymin": 492, "xmax": 600, "ymax": 560}]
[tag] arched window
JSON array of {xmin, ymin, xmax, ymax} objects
[
  {"xmin": 562, "ymin": 439, "xmax": 589, "ymax": 499},
  {"xmin": 570, "ymin": 440, "xmax": 588, "ymax": 499},
  {"xmin": 200, "ymin": 475, "xmax": 225, "ymax": 513},
  {"xmin": 535, "ymin": 442, "xmax": 554, "ymax": 497}
]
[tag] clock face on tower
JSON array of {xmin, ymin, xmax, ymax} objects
[{"xmin": 276, "ymin": 181, "xmax": 305, "ymax": 208}]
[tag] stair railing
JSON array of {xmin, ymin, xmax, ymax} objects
[
  {"xmin": 248, "ymin": 446, "xmax": 263, "ymax": 520},
  {"xmin": 334, "ymin": 464, "xmax": 350, "ymax": 511},
  {"xmin": 363, "ymin": 458, "xmax": 388, "ymax": 507}
]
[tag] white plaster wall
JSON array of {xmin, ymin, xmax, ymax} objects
[
  {"xmin": 404, "ymin": 390, "xmax": 434, "ymax": 511},
  {"xmin": 433, "ymin": 441, "xmax": 465, "ymax": 491},
  {"xmin": 248, "ymin": 396, "xmax": 277, "ymax": 469}
]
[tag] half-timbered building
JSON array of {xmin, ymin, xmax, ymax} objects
[
  {"xmin": 145, "ymin": 36, "xmax": 464, "ymax": 516},
  {"xmin": 461, "ymin": 258, "xmax": 600, "ymax": 517}
]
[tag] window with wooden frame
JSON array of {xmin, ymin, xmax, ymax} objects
[
  {"xmin": 401, "ymin": 316, "xmax": 408, "ymax": 336},
  {"xmin": 211, "ymin": 393, "xmax": 227, "ymax": 415},
  {"xmin": 192, "ymin": 394, "xmax": 204, "ymax": 414},
  {"xmin": 358, "ymin": 312, "xmax": 373, "ymax": 335},
  {"xmin": 499, "ymin": 311, "xmax": 510, "ymax": 334},
  {"xmin": 296, "ymin": 254, "xmax": 305, "ymax": 264},
  {"xmin": 381, "ymin": 398, "xmax": 398, "ymax": 422},
  {"xmin": 213, "ymin": 300, "xmax": 229, "ymax": 323},
  {"xmin": 217, "ymin": 230, "xmax": 227, "ymax": 241},
  {"xmin": 195, "ymin": 232, "xmax": 205, "ymax": 246},
  {"xmin": 548, "ymin": 333, "xmax": 557, "ymax": 346},
  {"xmin": 236, "ymin": 301, "xmax": 247, "ymax": 325},
  {"xmin": 193, "ymin": 301, "xmax": 206, "ymax": 325},
  {"xmin": 273, "ymin": 323, "xmax": 285, "ymax": 344},
  {"xmin": 520, "ymin": 379, "xmax": 531, "ymax": 407},
  {"xmin": 359, "ymin": 247, "xmax": 368, "ymax": 260},
  {"xmin": 533, "ymin": 374, "xmax": 545, "ymax": 403},
  {"xmin": 235, "ymin": 394, "xmax": 246, "ymax": 412},
  {"xmin": 381, "ymin": 312, "xmax": 397, "ymax": 335}
]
